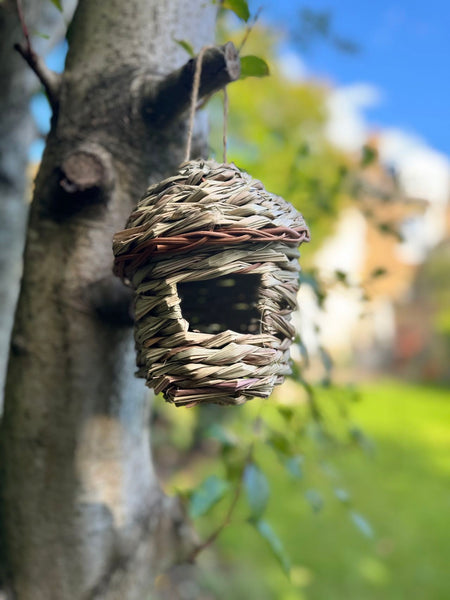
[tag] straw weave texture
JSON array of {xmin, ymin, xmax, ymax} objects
[{"xmin": 113, "ymin": 159, "xmax": 310, "ymax": 406}]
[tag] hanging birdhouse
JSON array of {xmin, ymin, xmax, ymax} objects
[{"xmin": 113, "ymin": 159, "xmax": 310, "ymax": 407}]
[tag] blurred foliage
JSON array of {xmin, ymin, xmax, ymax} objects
[
  {"xmin": 49, "ymin": 0, "xmax": 63, "ymax": 12},
  {"xmin": 399, "ymin": 238, "xmax": 450, "ymax": 383},
  {"xmin": 419, "ymin": 240, "xmax": 450, "ymax": 339},
  {"xmin": 221, "ymin": 0, "xmax": 251, "ymax": 23},
  {"xmin": 208, "ymin": 24, "xmax": 352, "ymax": 255},
  {"xmin": 154, "ymin": 375, "xmax": 372, "ymax": 581},
  {"xmin": 294, "ymin": 8, "xmax": 360, "ymax": 55}
]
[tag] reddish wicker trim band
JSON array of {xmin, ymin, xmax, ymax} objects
[{"xmin": 114, "ymin": 225, "xmax": 311, "ymax": 278}]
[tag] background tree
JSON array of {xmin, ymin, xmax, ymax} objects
[
  {"xmin": 0, "ymin": 1, "xmax": 241, "ymax": 598},
  {"xmin": 0, "ymin": 0, "xmax": 76, "ymax": 408}
]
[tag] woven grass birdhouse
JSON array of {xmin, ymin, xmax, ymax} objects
[{"xmin": 113, "ymin": 159, "xmax": 310, "ymax": 407}]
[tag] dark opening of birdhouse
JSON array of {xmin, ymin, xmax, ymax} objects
[{"xmin": 178, "ymin": 274, "xmax": 262, "ymax": 335}]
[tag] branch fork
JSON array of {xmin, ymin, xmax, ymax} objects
[{"xmin": 14, "ymin": 42, "xmax": 61, "ymax": 112}]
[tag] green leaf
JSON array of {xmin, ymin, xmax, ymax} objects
[
  {"xmin": 240, "ymin": 56, "xmax": 270, "ymax": 79},
  {"xmin": 334, "ymin": 487, "xmax": 351, "ymax": 504},
  {"xmin": 346, "ymin": 383, "xmax": 361, "ymax": 403},
  {"xmin": 253, "ymin": 520, "xmax": 291, "ymax": 576},
  {"xmin": 206, "ymin": 423, "xmax": 237, "ymax": 448},
  {"xmin": 333, "ymin": 36, "xmax": 360, "ymax": 55},
  {"xmin": 349, "ymin": 426, "xmax": 375, "ymax": 456},
  {"xmin": 33, "ymin": 31, "xmax": 51, "ymax": 40},
  {"xmin": 174, "ymin": 39, "xmax": 195, "ymax": 57},
  {"xmin": 268, "ymin": 430, "xmax": 292, "ymax": 456},
  {"xmin": 350, "ymin": 511, "xmax": 374, "ymax": 538},
  {"xmin": 296, "ymin": 335, "xmax": 310, "ymax": 367},
  {"xmin": 370, "ymin": 267, "xmax": 387, "ymax": 279},
  {"xmin": 318, "ymin": 346, "xmax": 333, "ymax": 375},
  {"xmin": 334, "ymin": 269, "xmax": 348, "ymax": 284},
  {"xmin": 50, "ymin": 0, "xmax": 63, "ymax": 12},
  {"xmin": 304, "ymin": 488, "xmax": 324, "ymax": 513},
  {"xmin": 377, "ymin": 222, "xmax": 403, "ymax": 242},
  {"xmin": 244, "ymin": 463, "xmax": 269, "ymax": 519},
  {"xmin": 221, "ymin": 444, "xmax": 247, "ymax": 482},
  {"xmin": 361, "ymin": 144, "xmax": 377, "ymax": 167},
  {"xmin": 277, "ymin": 405, "xmax": 294, "ymax": 423},
  {"xmin": 188, "ymin": 475, "xmax": 229, "ymax": 519},
  {"xmin": 285, "ymin": 455, "xmax": 304, "ymax": 480},
  {"xmin": 222, "ymin": 0, "xmax": 250, "ymax": 22},
  {"xmin": 299, "ymin": 271, "xmax": 326, "ymax": 307}
]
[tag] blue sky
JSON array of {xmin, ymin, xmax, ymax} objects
[
  {"xmin": 250, "ymin": 0, "xmax": 450, "ymax": 156},
  {"xmin": 31, "ymin": 1, "xmax": 449, "ymax": 161}
]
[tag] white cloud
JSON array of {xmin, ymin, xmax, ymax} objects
[
  {"xmin": 379, "ymin": 129, "xmax": 450, "ymax": 205},
  {"xmin": 325, "ymin": 83, "xmax": 383, "ymax": 152},
  {"xmin": 278, "ymin": 50, "xmax": 308, "ymax": 81},
  {"xmin": 378, "ymin": 129, "xmax": 450, "ymax": 262}
]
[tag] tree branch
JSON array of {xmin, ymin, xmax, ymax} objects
[
  {"xmin": 14, "ymin": 42, "xmax": 61, "ymax": 113},
  {"xmin": 140, "ymin": 42, "xmax": 240, "ymax": 124},
  {"xmin": 187, "ymin": 443, "xmax": 254, "ymax": 563},
  {"xmin": 187, "ymin": 475, "xmax": 243, "ymax": 563}
]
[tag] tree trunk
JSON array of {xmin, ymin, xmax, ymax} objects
[{"xmin": 0, "ymin": 1, "xmax": 235, "ymax": 598}]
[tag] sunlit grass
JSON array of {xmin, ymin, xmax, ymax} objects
[{"xmin": 191, "ymin": 380, "xmax": 450, "ymax": 600}]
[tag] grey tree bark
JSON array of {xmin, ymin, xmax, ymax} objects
[
  {"xmin": 0, "ymin": 0, "xmax": 76, "ymax": 410},
  {"xmin": 0, "ymin": 1, "xmax": 238, "ymax": 598}
]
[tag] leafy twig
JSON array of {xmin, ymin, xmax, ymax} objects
[
  {"xmin": 238, "ymin": 6, "xmax": 263, "ymax": 53},
  {"xmin": 16, "ymin": 0, "xmax": 32, "ymax": 55},
  {"xmin": 14, "ymin": 0, "xmax": 61, "ymax": 112},
  {"xmin": 187, "ymin": 444, "xmax": 254, "ymax": 562}
]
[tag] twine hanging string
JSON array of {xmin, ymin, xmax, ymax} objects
[
  {"xmin": 222, "ymin": 87, "xmax": 229, "ymax": 164},
  {"xmin": 184, "ymin": 45, "xmax": 230, "ymax": 164},
  {"xmin": 185, "ymin": 46, "xmax": 210, "ymax": 162}
]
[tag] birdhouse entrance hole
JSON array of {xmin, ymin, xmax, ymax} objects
[{"xmin": 178, "ymin": 274, "xmax": 262, "ymax": 335}]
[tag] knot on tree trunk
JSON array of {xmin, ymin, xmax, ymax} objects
[{"xmin": 54, "ymin": 144, "xmax": 115, "ymax": 217}]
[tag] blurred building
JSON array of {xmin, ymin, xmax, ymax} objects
[{"xmin": 298, "ymin": 138, "xmax": 450, "ymax": 382}]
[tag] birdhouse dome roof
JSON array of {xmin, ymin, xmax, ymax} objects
[{"xmin": 113, "ymin": 160, "xmax": 309, "ymax": 279}]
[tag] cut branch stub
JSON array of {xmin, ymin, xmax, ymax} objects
[
  {"xmin": 55, "ymin": 146, "xmax": 115, "ymax": 216},
  {"xmin": 141, "ymin": 42, "xmax": 241, "ymax": 124},
  {"xmin": 60, "ymin": 150, "xmax": 109, "ymax": 193},
  {"xmin": 113, "ymin": 160, "xmax": 310, "ymax": 407}
]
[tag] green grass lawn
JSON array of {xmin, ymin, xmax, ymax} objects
[{"xmin": 192, "ymin": 381, "xmax": 450, "ymax": 600}]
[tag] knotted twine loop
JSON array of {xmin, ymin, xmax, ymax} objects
[{"xmin": 223, "ymin": 87, "xmax": 229, "ymax": 163}]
